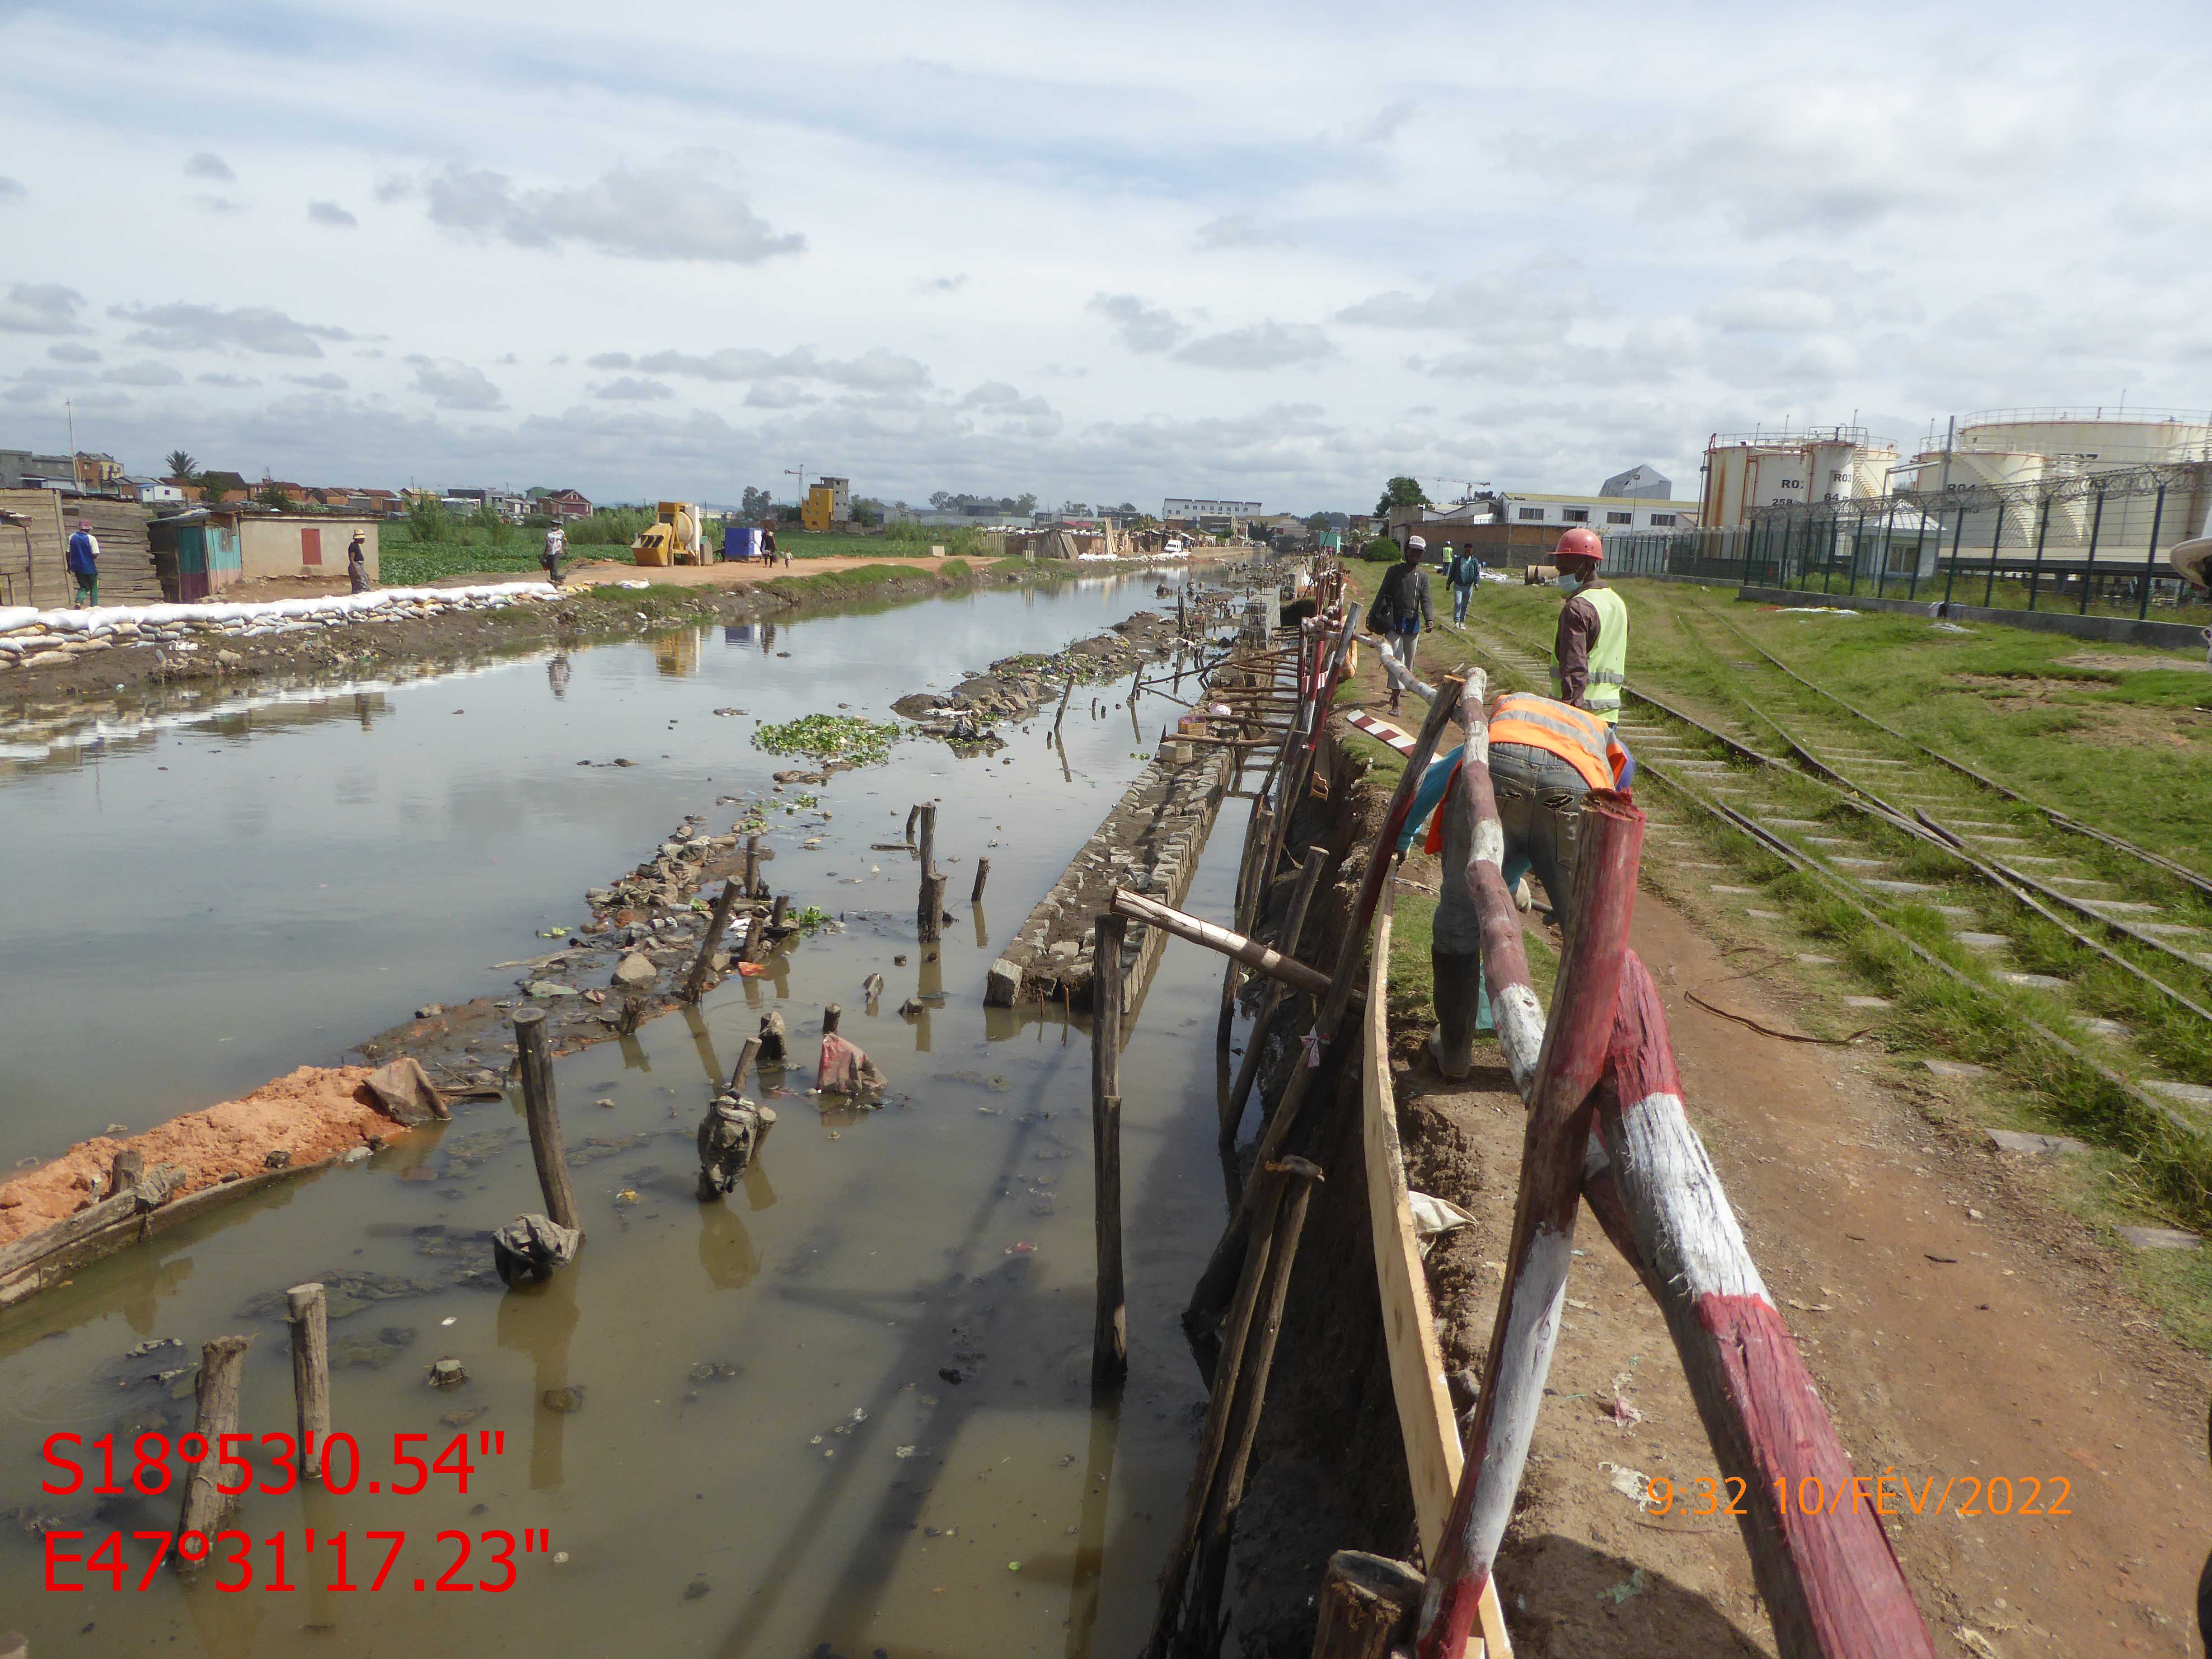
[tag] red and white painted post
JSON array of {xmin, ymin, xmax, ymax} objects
[
  {"xmin": 1593, "ymin": 953, "xmax": 1937, "ymax": 1658},
  {"xmin": 1414, "ymin": 682, "xmax": 1644, "ymax": 1659}
]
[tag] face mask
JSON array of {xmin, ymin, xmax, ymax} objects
[{"xmin": 1556, "ymin": 572, "xmax": 1587, "ymax": 596}]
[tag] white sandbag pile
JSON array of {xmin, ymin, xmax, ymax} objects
[{"xmin": 0, "ymin": 582, "xmax": 562, "ymax": 673}]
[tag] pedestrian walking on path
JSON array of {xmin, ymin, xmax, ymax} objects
[
  {"xmin": 1549, "ymin": 526, "xmax": 1627, "ymax": 724},
  {"xmin": 542, "ymin": 522, "xmax": 566, "ymax": 587},
  {"xmin": 346, "ymin": 530, "xmax": 371, "ymax": 594},
  {"xmin": 1446, "ymin": 542, "xmax": 1482, "ymax": 623},
  {"xmin": 66, "ymin": 518, "xmax": 98, "ymax": 608},
  {"xmin": 1401, "ymin": 689, "xmax": 1635, "ymax": 1077},
  {"xmin": 1369, "ymin": 536, "xmax": 1434, "ymax": 713}
]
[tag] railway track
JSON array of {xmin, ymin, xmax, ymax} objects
[{"xmin": 1427, "ymin": 600, "xmax": 2212, "ymax": 1146}]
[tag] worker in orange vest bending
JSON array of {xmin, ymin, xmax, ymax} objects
[{"xmin": 1401, "ymin": 690, "xmax": 1634, "ymax": 1079}]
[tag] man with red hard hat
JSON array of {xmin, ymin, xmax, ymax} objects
[{"xmin": 1550, "ymin": 525, "xmax": 1628, "ymax": 725}]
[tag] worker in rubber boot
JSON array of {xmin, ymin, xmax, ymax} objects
[
  {"xmin": 1550, "ymin": 526, "xmax": 1627, "ymax": 725},
  {"xmin": 1400, "ymin": 690, "xmax": 1634, "ymax": 1079}
]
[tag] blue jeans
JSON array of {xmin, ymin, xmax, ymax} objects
[
  {"xmin": 1433, "ymin": 741, "xmax": 1589, "ymax": 955},
  {"xmin": 1451, "ymin": 581, "xmax": 1474, "ymax": 623}
]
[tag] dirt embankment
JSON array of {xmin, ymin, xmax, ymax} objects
[
  {"xmin": 0, "ymin": 560, "xmax": 1003, "ymax": 711},
  {"xmin": 1224, "ymin": 701, "xmax": 2212, "ymax": 1656},
  {"xmin": 0, "ymin": 1066, "xmax": 411, "ymax": 1248}
]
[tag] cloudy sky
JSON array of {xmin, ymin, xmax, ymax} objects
[{"xmin": 3, "ymin": 0, "xmax": 2208, "ymax": 514}]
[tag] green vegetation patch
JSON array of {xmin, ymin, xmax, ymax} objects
[{"xmin": 751, "ymin": 713, "xmax": 900, "ymax": 768}]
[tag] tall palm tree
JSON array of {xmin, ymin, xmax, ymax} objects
[{"xmin": 164, "ymin": 449, "xmax": 197, "ymax": 482}]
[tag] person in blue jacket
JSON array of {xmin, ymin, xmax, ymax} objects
[{"xmin": 66, "ymin": 519, "xmax": 99, "ymax": 608}]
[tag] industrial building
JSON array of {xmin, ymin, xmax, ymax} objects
[
  {"xmin": 1699, "ymin": 426, "xmax": 1900, "ymax": 529},
  {"xmin": 1163, "ymin": 497, "xmax": 1261, "ymax": 526},
  {"xmin": 1600, "ymin": 464, "xmax": 1673, "ymax": 500}
]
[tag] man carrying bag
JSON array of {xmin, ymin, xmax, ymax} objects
[{"xmin": 1370, "ymin": 536, "xmax": 1433, "ymax": 713}]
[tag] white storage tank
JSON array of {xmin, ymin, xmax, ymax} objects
[{"xmin": 1959, "ymin": 412, "xmax": 2212, "ymax": 471}]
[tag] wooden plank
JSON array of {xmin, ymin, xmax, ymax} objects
[
  {"xmin": 1361, "ymin": 889, "xmax": 1462, "ymax": 1550},
  {"xmin": 1362, "ymin": 887, "xmax": 1510, "ymax": 1659},
  {"xmin": 0, "ymin": 1187, "xmax": 140, "ymax": 1279}
]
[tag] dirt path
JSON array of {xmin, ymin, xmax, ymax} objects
[
  {"xmin": 1396, "ymin": 882, "xmax": 2208, "ymax": 1655},
  {"xmin": 225, "ymin": 553, "xmax": 965, "ymax": 603},
  {"xmin": 234, "ymin": 548, "xmax": 1227, "ymax": 603},
  {"xmin": 1332, "ymin": 627, "xmax": 2209, "ymax": 1655}
]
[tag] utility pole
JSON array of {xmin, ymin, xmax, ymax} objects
[{"xmin": 66, "ymin": 401, "xmax": 80, "ymax": 493}]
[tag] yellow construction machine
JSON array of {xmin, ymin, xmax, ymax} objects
[{"xmin": 631, "ymin": 502, "xmax": 703, "ymax": 566}]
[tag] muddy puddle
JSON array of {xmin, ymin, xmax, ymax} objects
[{"xmin": 0, "ymin": 570, "xmax": 1247, "ymax": 1655}]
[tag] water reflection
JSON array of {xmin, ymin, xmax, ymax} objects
[
  {"xmin": 0, "ymin": 565, "xmax": 1236, "ymax": 1655},
  {"xmin": 497, "ymin": 1262, "xmax": 584, "ymax": 1491}
]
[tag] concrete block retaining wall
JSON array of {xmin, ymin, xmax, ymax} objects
[{"xmin": 984, "ymin": 739, "xmax": 1235, "ymax": 1012}]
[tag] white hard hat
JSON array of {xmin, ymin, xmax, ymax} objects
[{"xmin": 1406, "ymin": 535, "xmax": 1426, "ymax": 550}]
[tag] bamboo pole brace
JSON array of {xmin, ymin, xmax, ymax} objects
[
  {"xmin": 1414, "ymin": 789, "xmax": 1643, "ymax": 1659},
  {"xmin": 1185, "ymin": 674, "xmax": 1463, "ymax": 1335},
  {"xmin": 1220, "ymin": 844, "xmax": 1333, "ymax": 1148},
  {"xmin": 1111, "ymin": 889, "xmax": 1331, "ymax": 997},
  {"xmin": 1591, "ymin": 953, "xmax": 1937, "ymax": 1659},
  {"xmin": 1144, "ymin": 1170, "xmax": 1292, "ymax": 1654}
]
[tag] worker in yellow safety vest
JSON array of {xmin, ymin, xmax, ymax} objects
[
  {"xmin": 1549, "ymin": 526, "xmax": 1628, "ymax": 724},
  {"xmin": 1401, "ymin": 689, "xmax": 1634, "ymax": 1079}
]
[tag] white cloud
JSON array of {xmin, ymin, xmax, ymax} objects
[
  {"xmin": 11, "ymin": 5, "xmax": 2211, "ymax": 510},
  {"xmin": 1175, "ymin": 321, "xmax": 1336, "ymax": 371},
  {"xmin": 286, "ymin": 372, "xmax": 350, "ymax": 390},
  {"xmin": 307, "ymin": 200, "xmax": 357, "ymax": 227},
  {"xmin": 0, "ymin": 284, "xmax": 89, "ymax": 335},
  {"xmin": 0, "ymin": 178, "xmax": 24, "ymax": 202},
  {"xmin": 196, "ymin": 372, "xmax": 262, "ymax": 388},
  {"xmin": 1087, "ymin": 293, "xmax": 1186, "ymax": 354},
  {"xmin": 184, "ymin": 152, "xmax": 234, "ymax": 182},
  {"xmin": 743, "ymin": 381, "xmax": 815, "ymax": 409},
  {"xmin": 48, "ymin": 342, "xmax": 101, "ymax": 363},
  {"xmin": 591, "ymin": 376, "xmax": 673, "ymax": 401},
  {"xmin": 193, "ymin": 195, "xmax": 245, "ymax": 215},
  {"xmin": 590, "ymin": 344, "xmax": 930, "ymax": 390},
  {"xmin": 103, "ymin": 361, "xmax": 186, "ymax": 387},
  {"xmin": 407, "ymin": 358, "xmax": 505, "ymax": 411},
  {"xmin": 1193, "ymin": 215, "xmax": 1295, "ymax": 251},
  {"xmin": 422, "ymin": 151, "xmax": 803, "ymax": 265},
  {"xmin": 111, "ymin": 301, "xmax": 352, "ymax": 356}
]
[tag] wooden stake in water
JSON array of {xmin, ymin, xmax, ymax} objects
[
  {"xmin": 175, "ymin": 1335, "xmax": 253, "ymax": 1559},
  {"xmin": 971, "ymin": 856, "xmax": 991, "ymax": 905},
  {"xmin": 916, "ymin": 801, "xmax": 943, "ymax": 944},
  {"xmin": 286, "ymin": 1283, "xmax": 331, "ymax": 1481},
  {"xmin": 682, "ymin": 879, "xmax": 744, "ymax": 1002},
  {"xmin": 514, "ymin": 1008, "xmax": 580, "ymax": 1233},
  {"xmin": 1092, "ymin": 912, "xmax": 1128, "ymax": 1383}
]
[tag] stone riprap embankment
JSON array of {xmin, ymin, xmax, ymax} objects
[
  {"xmin": 891, "ymin": 609, "xmax": 1186, "ymax": 747},
  {"xmin": 984, "ymin": 735, "xmax": 1235, "ymax": 1011}
]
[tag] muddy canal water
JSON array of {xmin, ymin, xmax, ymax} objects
[{"xmin": 0, "ymin": 575, "xmax": 1243, "ymax": 1656}]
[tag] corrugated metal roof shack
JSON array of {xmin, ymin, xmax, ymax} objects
[
  {"xmin": 147, "ymin": 509, "xmax": 244, "ymax": 602},
  {"xmin": 0, "ymin": 489, "xmax": 161, "ymax": 608}
]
